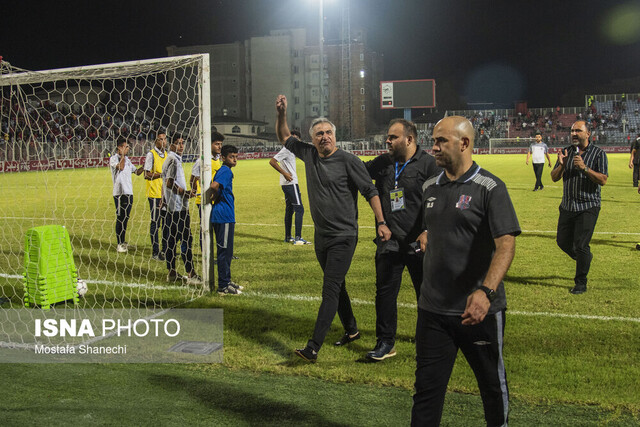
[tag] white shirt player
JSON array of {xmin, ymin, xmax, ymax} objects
[
  {"xmin": 110, "ymin": 154, "xmax": 137, "ymax": 196},
  {"xmin": 273, "ymin": 147, "xmax": 298, "ymax": 186},
  {"xmin": 529, "ymin": 143, "xmax": 549, "ymax": 164}
]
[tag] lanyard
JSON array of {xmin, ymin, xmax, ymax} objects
[{"xmin": 394, "ymin": 161, "xmax": 410, "ymax": 189}]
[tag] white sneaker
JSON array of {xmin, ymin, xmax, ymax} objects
[
  {"xmin": 116, "ymin": 244, "xmax": 128, "ymax": 253},
  {"xmin": 186, "ymin": 275, "xmax": 202, "ymax": 285},
  {"xmin": 293, "ymin": 238, "xmax": 312, "ymax": 245}
]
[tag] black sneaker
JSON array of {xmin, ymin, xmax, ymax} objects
[
  {"xmin": 569, "ymin": 284, "xmax": 587, "ymax": 294},
  {"xmin": 294, "ymin": 346, "xmax": 317, "ymax": 363},
  {"xmin": 217, "ymin": 286, "xmax": 242, "ymax": 295},
  {"xmin": 366, "ymin": 341, "xmax": 397, "ymax": 361},
  {"xmin": 334, "ymin": 331, "xmax": 360, "ymax": 346}
]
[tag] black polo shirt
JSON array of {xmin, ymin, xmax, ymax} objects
[
  {"xmin": 418, "ymin": 162, "xmax": 521, "ymax": 316},
  {"xmin": 556, "ymin": 143, "xmax": 608, "ymax": 212},
  {"xmin": 365, "ymin": 147, "xmax": 439, "ymax": 253},
  {"xmin": 285, "ymin": 136, "xmax": 378, "ymax": 237}
]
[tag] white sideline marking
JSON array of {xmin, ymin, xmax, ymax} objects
[
  {"xmin": 4, "ymin": 279, "xmax": 640, "ymax": 324},
  {"xmin": 246, "ymin": 291, "xmax": 640, "ymax": 324},
  {"xmin": 2, "ymin": 216, "xmax": 640, "ymax": 235}
]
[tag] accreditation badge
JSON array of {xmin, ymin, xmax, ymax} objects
[{"xmin": 390, "ymin": 188, "xmax": 405, "ymax": 212}]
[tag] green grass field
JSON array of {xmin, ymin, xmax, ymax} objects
[{"xmin": 1, "ymin": 153, "xmax": 639, "ymax": 425}]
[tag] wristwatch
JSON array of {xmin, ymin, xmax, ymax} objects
[
  {"xmin": 377, "ymin": 220, "xmax": 387, "ymax": 226},
  {"xmin": 478, "ymin": 285, "xmax": 496, "ymax": 302},
  {"xmin": 582, "ymin": 166, "xmax": 589, "ymax": 174}
]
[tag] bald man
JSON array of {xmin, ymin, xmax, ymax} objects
[{"xmin": 411, "ymin": 116, "xmax": 520, "ymax": 426}]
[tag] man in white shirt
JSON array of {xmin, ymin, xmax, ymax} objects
[
  {"xmin": 269, "ymin": 129, "xmax": 311, "ymax": 245},
  {"xmin": 525, "ymin": 131, "xmax": 552, "ymax": 191},
  {"xmin": 162, "ymin": 135, "xmax": 200, "ymax": 284},
  {"xmin": 109, "ymin": 137, "xmax": 144, "ymax": 253}
]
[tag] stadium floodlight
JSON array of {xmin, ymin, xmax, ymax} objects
[{"xmin": 0, "ymin": 55, "xmax": 211, "ymax": 349}]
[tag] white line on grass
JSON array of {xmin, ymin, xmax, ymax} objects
[
  {"xmin": 245, "ymin": 291, "xmax": 640, "ymax": 324},
  {"xmin": 3, "ymin": 216, "xmax": 640, "ymax": 235},
  {"xmin": 4, "ymin": 278, "xmax": 640, "ymax": 324}
]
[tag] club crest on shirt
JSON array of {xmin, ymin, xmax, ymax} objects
[{"xmin": 456, "ymin": 195, "xmax": 472, "ymax": 210}]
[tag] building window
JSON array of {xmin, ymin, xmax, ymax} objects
[
  {"xmin": 293, "ymin": 50, "xmax": 298, "ymax": 57},
  {"xmin": 312, "ymin": 106, "xmax": 319, "ymax": 113},
  {"xmin": 252, "ymin": 126, "xmax": 256, "ymax": 133},
  {"xmin": 294, "ymin": 97, "xmax": 300, "ymax": 105},
  {"xmin": 359, "ymin": 53, "xmax": 364, "ymax": 61},
  {"xmin": 293, "ymin": 65, "xmax": 299, "ymax": 74},
  {"xmin": 360, "ymin": 87, "xmax": 365, "ymax": 95},
  {"xmin": 232, "ymin": 125, "xmax": 241, "ymax": 133},
  {"xmin": 361, "ymin": 105, "xmax": 365, "ymax": 111},
  {"xmin": 360, "ymin": 70, "xmax": 365, "ymax": 78},
  {"xmin": 294, "ymin": 112, "xmax": 300, "ymax": 120},
  {"xmin": 294, "ymin": 81, "xmax": 299, "ymax": 89}
]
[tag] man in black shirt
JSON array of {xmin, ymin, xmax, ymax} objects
[
  {"xmin": 275, "ymin": 95, "xmax": 390, "ymax": 362},
  {"xmin": 551, "ymin": 120, "xmax": 608, "ymax": 294},
  {"xmin": 412, "ymin": 116, "xmax": 520, "ymax": 426},
  {"xmin": 629, "ymin": 135, "xmax": 640, "ymax": 187},
  {"xmin": 364, "ymin": 119, "xmax": 439, "ymax": 361}
]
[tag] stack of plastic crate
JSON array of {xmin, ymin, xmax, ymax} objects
[{"xmin": 23, "ymin": 225, "xmax": 78, "ymax": 309}]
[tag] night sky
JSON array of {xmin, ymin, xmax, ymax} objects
[{"xmin": 3, "ymin": 0, "xmax": 640, "ymax": 109}]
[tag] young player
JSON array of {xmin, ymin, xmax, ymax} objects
[
  {"xmin": 206, "ymin": 145, "xmax": 243, "ymax": 295},
  {"xmin": 109, "ymin": 137, "xmax": 144, "ymax": 253},
  {"xmin": 190, "ymin": 132, "xmax": 224, "ymax": 250},
  {"xmin": 269, "ymin": 129, "xmax": 311, "ymax": 245}
]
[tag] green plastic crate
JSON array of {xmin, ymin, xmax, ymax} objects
[{"xmin": 23, "ymin": 225, "xmax": 78, "ymax": 309}]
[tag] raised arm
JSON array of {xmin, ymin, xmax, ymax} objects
[
  {"xmin": 275, "ymin": 95, "xmax": 291, "ymax": 144},
  {"xmin": 550, "ymin": 149, "xmax": 566, "ymax": 182}
]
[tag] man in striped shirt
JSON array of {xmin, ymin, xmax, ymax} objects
[{"xmin": 551, "ymin": 120, "xmax": 608, "ymax": 295}]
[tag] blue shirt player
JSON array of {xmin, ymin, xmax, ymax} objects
[{"xmin": 206, "ymin": 145, "xmax": 243, "ymax": 295}]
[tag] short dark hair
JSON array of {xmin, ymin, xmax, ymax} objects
[
  {"xmin": 535, "ymin": 131, "xmax": 542, "ymax": 136},
  {"xmin": 212, "ymin": 131, "xmax": 225, "ymax": 143},
  {"xmin": 290, "ymin": 129, "xmax": 301, "ymax": 139},
  {"xmin": 221, "ymin": 145, "xmax": 238, "ymax": 157},
  {"xmin": 116, "ymin": 136, "xmax": 127, "ymax": 147},
  {"xmin": 389, "ymin": 118, "xmax": 418, "ymax": 141},
  {"xmin": 172, "ymin": 134, "xmax": 183, "ymax": 143}
]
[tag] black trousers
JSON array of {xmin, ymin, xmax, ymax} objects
[
  {"xmin": 113, "ymin": 195, "xmax": 133, "ymax": 245},
  {"xmin": 412, "ymin": 309, "xmax": 509, "ymax": 427},
  {"xmin": 532, "ymin": 162, "xmax": 544, "ymax": 190},
  {"xmin": 165, "ymin": 209, "xmax": 194, "ymax": 274},
  {"xmin": 148, "ymin": 198, "xmax": 167, "ymax": 256},
  {"xmin": 556, "ymin": 206, "xmax": 600, "ymax": 287},
  {"xmin": 308, "ymin": 233, "xmax": 358, "ymax": 351},
  {"xmin": 633, "ymin": 162, "xmax": 639, "ymax": 186},
  {"xmin": 282, "ymin": 184, "xmax": 304, "ymax": 239},
  {"xmin": 374, "ymin": 250, "xmax": 423, "ymax": 346}
]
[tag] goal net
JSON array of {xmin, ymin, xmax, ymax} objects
[
  {"xmin": 486, "ymin": 137, "xmax": 536, "ymax": 154},
  {"xmin": 0, "ymin": 55, "xmax": 212, "ymax": 350}
]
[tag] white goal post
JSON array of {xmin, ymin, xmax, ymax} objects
[
  {"xmin": 0, "ymin": 55, "xmax": 212, "ymax": 348},
  {"xmin": 487, "ymin": 137, "xmax": 536, "ymax": 154}
]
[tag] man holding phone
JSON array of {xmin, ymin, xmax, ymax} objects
[{"xmin": 363, "ymin": 119, "xmax": 439, "ymax": 361}]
